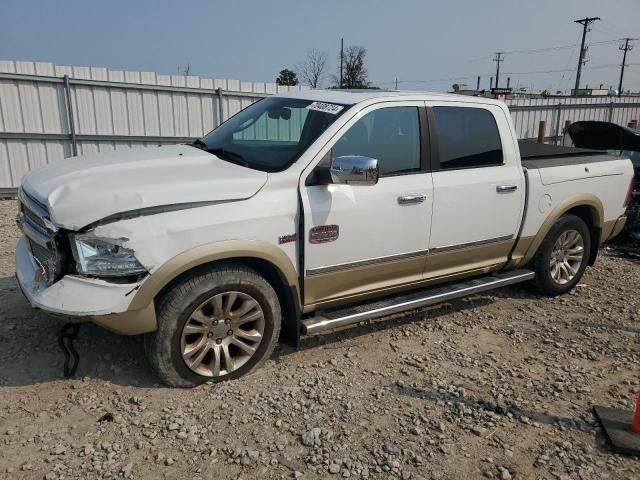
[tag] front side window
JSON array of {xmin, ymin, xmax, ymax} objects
[
  {"xmin": 332, "ymin": 106, "xmax": 421, "ymax": 176},
  {"xmin": 197, "ymin": 97, "xmax": 349, "ymax": 172},
  {"xmin": 432, "ymin": 106, "xmax": 503, "ymax": 170}
]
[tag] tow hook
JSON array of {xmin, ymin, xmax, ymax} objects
[{"xmin": 57, "ymin": 323, "xmax": 81, "ymax": 378}]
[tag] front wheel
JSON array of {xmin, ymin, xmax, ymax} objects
[
  {"xmin": 530, "ymin": 214, "xmax": 591, "ymax": 296},
  {"xmin": 145, "ymin": 264, "xmax": 281, "ymax": 388}
]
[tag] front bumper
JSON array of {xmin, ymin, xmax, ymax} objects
[{"xmin": 16, "ymin": 236, "xmax": 156, "ymax": 335}]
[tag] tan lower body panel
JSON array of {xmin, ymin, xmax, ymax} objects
[
  {"xmin": 424, "ymin": 240, "xmax": 514, "ymax": 280},
  {"xmin": 304, "ymin": 254, "xmax": 426, "ymax": 307},
  {"xmin": 602, "ymin": 218, "xmax": 626, "ymax": 242},
  {"xmin": 609, "ymin": 216, "xmax": 627, "ymax": 240},
  {"xmin": 304, "ymin": 239, "xmax": 516, "ymax": 312},
  {"xmin": 90, "ymin": 302, "xmax": 157, "ymax": 335}
]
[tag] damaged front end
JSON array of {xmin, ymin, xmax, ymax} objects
[
  {"xmin": 15, "ymin": 186, "xmax": 157, "ymax": 336},
  {"xmin": 17, "ymin": 187, "xmax": 148, "ymax": 288}
]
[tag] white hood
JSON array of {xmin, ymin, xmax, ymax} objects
[{"xmin": 21, "ymin": 145, "xmax": 268, "ymax": 230}]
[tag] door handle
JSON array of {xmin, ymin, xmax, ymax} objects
[
  {"xmin": 496, "ymin": 184, "xmax": 518, "ymax": 193},
  {"xmin": 398, "ymin": 193, "xmax": 427, "ymax": 205}
]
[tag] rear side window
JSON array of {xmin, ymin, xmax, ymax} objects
[{"xmin": 432, "ymin": 106, "xmax": 503, "ymax": 170}]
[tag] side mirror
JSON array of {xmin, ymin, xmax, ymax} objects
[{"xmin": 329, "ymin": 155, "xmax": 379, "ymax": 186}]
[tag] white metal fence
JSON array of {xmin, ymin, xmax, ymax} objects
[
  {"xmin": 507, "ymin": 96, "xmax": 640, "ymax": 141},
  {"xmin": 0, "ymin": 61, "xmax": 309, "ymax": 191},
  {"xmin": 1, "ymin": 60, "xmax": 640, "ymax": 192}
]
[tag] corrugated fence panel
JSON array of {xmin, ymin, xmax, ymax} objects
[
  {"xmin": 1, "ymin": 60, "xmax": 638, "ymax": 190},
  {"xmin": 506, "ymin": 95, "xmax": 640, "ymax": 141}
]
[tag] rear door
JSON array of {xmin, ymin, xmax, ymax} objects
[{"xmin": 425, "ymin": 102, "xmax": 524, "ymax": 278}]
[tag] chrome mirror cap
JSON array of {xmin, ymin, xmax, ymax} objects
[{"xmin": 329, "ymin": 155, "xmax": 379, "ymax": 186}]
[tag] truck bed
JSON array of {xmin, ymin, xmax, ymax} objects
[{"xmin": 518, "ymin": 141, "xmax": 614, "ymax": 169}]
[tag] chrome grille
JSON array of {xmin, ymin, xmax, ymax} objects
[
  {"xmin": 29, "ymin": 241, "xmax": 62, "ymax": 285},
  {"xmin": 17, "ymin": 188, "xmax": 63, "ymax": 286}
]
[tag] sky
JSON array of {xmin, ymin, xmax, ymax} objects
[{"xmin": 1, "ymin": 0, "xmax": 639, "ymax": 93}]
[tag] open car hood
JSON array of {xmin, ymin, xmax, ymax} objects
[
  {"xmin": 565, "ymin": 121, "xmax": 640, "ymax": 153},
  {"xmin": 21, "ymin": 145, "xmax": 268, "ymax": 230}
]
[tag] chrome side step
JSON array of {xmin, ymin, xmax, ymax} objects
[{"xmin": 301, "ymin": 269, "xmax": 534, "ymax": 335}]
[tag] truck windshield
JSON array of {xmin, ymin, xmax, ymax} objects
[{"xmin": 195, "ymin": 97, "xmax": 349, "ymax": 172}]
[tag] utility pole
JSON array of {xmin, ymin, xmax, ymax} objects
[
  {"xmin": 618, "ymin": 37, "xmax": 637, "ymax": 97},
  {"xmin": 493, "ymin": 52, "xmax": 504, "ymax": 89},
  {"xmin": 339, "ymin": 38, "xmax": 344, "ymax": 88},
  {"xmin": 573, "ymin": 16, "xmax": 600, "ymax": 96},
  {"xmin": 395, "ymin": 78, "xmax": 398, "ymax": 89}
]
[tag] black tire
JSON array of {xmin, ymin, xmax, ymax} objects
[
  {"xmin": 530, "ymin": 214, "xmax": 591, "ymax": 297},
  {"xmin": 144, "ymin": 264, "xmax": 281, "ymax": 388}
]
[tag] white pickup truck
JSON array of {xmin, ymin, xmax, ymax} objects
[{"xmin": 15, "ymin": 90, "xmax": 635, "ymax": 387}]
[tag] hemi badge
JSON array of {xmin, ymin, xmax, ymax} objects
[
  {"xmin": 309, "ymin": 224, "xmax": 339, "ymax": 244},
  {"xmin": 278, "ymin": 234, "xmax": 297, "ymax": 245}
]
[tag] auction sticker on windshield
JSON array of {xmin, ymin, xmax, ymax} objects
[{"xmin": 306, "ymin": 102, "xmax": 344, "ymax": 115}]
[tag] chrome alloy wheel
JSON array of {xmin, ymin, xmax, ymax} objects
[
  {"xmin": 180, "ymin": 291, "xmax": 265, "ymax": 378},
  {"xmin": 549, "ymin": 229, "xmax": 584, "ymax": 285}
]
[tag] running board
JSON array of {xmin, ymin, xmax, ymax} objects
[{"xmin": 301, "ymin": 269, "xmax": 534, "ymax": 335}]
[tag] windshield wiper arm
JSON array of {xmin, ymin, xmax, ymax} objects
[
  {"xmin": 205, "ymin": 148, "xmax": 250, "ymax": 167},
  {"xmin": 191, "ymin": 138, "xmax": 208, "ymax": 150}
]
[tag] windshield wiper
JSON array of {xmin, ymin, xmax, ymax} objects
[
  {"xmin": 205, "ymin": 148, "xmax": 250, "ymax": 168},
  {"xmin": 191, "ymin": 138, "xmax": 208, "ymax": 150}
]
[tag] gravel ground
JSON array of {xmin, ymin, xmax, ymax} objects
[{"xmin": 0, "ymin": 199, "xmax": 638, "ymax": 480}]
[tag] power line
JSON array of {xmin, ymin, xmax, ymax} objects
[
  {"xmin": 557, "ymin": 30, "xmax": 583, "ymax": 92},
  {"xmin": 502, "ymin": 44, "xmax": 577, "ymax": 55},
  {"xmin": 574, "ymin": 16, "xmax": 601, "ymax": 95},
  {"xmin": 499, "ymin": 38, "xmax": 621, "ymax": 56},
  {"xmin": 378, "ymin": 62, "xmax": 627, "ymax": 87},
  {"xmin": 503, "ymin": 63, "xmax": 623, "ymax": 76}
]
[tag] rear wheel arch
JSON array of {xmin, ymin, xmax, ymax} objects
[
  {"xmin": 523, "ymin": 196, "xmax": 604, "ymax": 265},
  {"xmin": 530, "ymin": 213, "xmax": 591, "ymax": 296},
  {"xmin": 564, "ymin": 204, "xmax": 601, "ymax": 265}
]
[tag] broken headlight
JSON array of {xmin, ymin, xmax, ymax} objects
[{"xmin": 70, "ymin": 233, "xmax": 146, "ymax": 277}]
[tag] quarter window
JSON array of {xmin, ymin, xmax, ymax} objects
[
  {"xmin": 432, "ymin": 107, "xmax": 503, "ymax": 170},
  {"xmin": 332, "ymin": 106, "xmax": 421, "ymax": 176}
]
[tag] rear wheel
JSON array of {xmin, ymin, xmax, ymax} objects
[
  {"xmin": 530, "ymin": 214, "xmax": 591, "ymax": 296},
  {"xmin": 145, "ymin": 264, "xmax": 281, "ymax": 388}
]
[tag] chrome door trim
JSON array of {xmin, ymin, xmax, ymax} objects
[
  {"xmin": 430, "ymin": 234, "xmax": 514, "ymax": 254},
  {"xmin": 306, "ymin": 249, "xmax": 429, "ymax": 277}
]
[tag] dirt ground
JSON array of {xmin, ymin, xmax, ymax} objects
[{"xmin": 0, "ymin": 199, "xmax": 638, "ymax": 480}]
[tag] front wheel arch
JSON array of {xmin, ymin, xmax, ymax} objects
[{"xmin": 154, "ymin": 257, "xmax": 300, "ymax": 346}]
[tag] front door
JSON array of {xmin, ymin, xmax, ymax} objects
[{"xmin": 300, "ymin": 102, "xmax": 433, "ymax": 308}]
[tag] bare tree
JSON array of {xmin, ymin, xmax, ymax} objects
[
  {"xmin": 296, "ymin": 49, "xmax": 329, "ymax": 88},
  {"xmin": 178, "ymin": 63, "xmax": 192, "ymax": 76},
  {"xmin": 334, "ymin": 45, "xmax": 369, "ymax": 88}
]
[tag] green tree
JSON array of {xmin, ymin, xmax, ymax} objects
[{"xmin": 276, "ymin": 69, "xmax": 298, "ymax": 86}]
